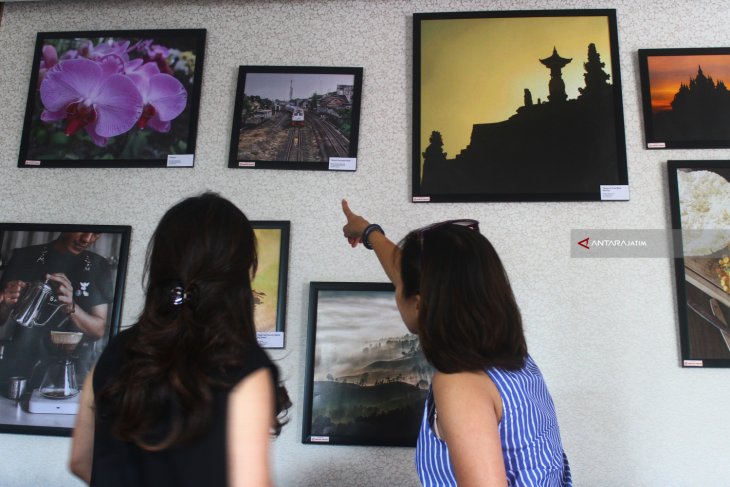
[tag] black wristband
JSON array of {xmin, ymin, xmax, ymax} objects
[{"xmin": 362, "ymin": 224, "xmax": 384, "ymax": 250}]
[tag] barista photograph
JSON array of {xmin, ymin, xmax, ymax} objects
[{"xmin": 0, "ymin": 227, "xmax": 126, "ymax": 409}]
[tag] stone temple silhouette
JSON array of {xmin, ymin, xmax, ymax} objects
[
  {"xmin": 651, "ymin": 65, "xmax": 730, "ymax": 143},
  {"xmin": 420, "ymin": 43, "xmax": 624, "ymax": 199},
  {"xmin": 540, "ymin": 47, "xmax": 572, "ymax": 103}
]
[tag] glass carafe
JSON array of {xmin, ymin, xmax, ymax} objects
[
  {"xmin": 39, "ymin": 358, "xmax": 79, "ymax": 399},
  {"xmin": 38, "ymin": 331, "xmax": 84, "ymax": 399}
]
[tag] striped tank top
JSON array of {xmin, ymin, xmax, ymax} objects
[{"xmin": 416, "ymin": 355, "xmax": 572, "ymax": 486}]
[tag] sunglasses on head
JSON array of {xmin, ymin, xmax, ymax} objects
[{"xmin": 416, "ymin": 219, "xmax": 480, "ymax": 241}]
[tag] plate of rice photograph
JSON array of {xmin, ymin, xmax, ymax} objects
[{"xmin": 668, "ymin": 160, "xmax": 730, "ymax": 367}]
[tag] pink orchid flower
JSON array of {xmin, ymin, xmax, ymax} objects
[
  {"xmin": 60, "ymin": 49, "xmax": 80, "ymax": 61},
  {"xmin": 40, "ymin": 45, "xmax": 58, "ymax": 70},
  {"xmin": 127, "ymin": 63, "xmax": 187, "ymax": 132},
  {"xmin": 38, "ymin": 45, "xmax": 58, "ymax": 85},
  {"xmin": 145, "ymin": 43, "xmax": 174, "ymax": 75},
  {"xmin": 79, "ymin": 39, "xmax": 131, "ymax": 62},
  {"xmin": 40, "ymin": 58, "xmax": 144, "ymax": 146}
]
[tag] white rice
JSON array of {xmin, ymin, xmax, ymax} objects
[{"xmin": 678, "ymin": 169, "xmax": 730, "ymax": 256}]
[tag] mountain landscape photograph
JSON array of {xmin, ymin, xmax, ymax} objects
[{"xmin": 304, "ymin": 285, "xmax": 433, "ymax": 446}]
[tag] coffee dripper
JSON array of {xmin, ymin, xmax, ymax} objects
[{"xmin": 38, "ymin": 331, "xmax": 83, "ymax": 399}]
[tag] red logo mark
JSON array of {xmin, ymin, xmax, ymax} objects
[{"xmin": 577, "ymin": 237, "xmax": 590, "ymax": 249}]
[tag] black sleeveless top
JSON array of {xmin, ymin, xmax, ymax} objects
[{"xmin": 90, "ymin": 327, "xmax": 278, "ymax": 487}]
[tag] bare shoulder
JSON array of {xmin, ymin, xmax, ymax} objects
[
  {"xmin": 432, "ymin": 370, "xmax": 502, "ymax": 421},
  {"xmin": 230, "ymin": 367, "xmax": 274, "ymax": 399},
  {"xmin": 228, "ymin": 366, "xmax": 276, "ymax": 429},
  {"xmin": 432, "ymin": 369, "xmax": 495, "ymax": 397}
]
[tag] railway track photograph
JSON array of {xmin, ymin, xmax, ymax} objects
[{"xmin": 229, "ymin": 66, "xmax": 362, "ymax": 169}]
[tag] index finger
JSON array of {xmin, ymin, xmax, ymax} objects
[{"xmin": 341, "ymin": 199, "xmax": 354, "ymax": 218}]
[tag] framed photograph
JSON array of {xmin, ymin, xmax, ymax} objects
[
  {"xmin": 302, "ymin": 282, "xmax": 433, "ymax": 446},
  {"xmin": 0, "ymin": 223, "xmax": 131, "ymax": 435},
  {"xmin": 668, "ymin": 161, "xmax": 730, "ymax": 367},
  {"xmin": 18, "ymin": 29, "xmax": 206, "ymax": 168},
  {"xmin": 251, "ymin": 221, "xmax": 290, "ymax": 349},
  {"xmin": 228, "ymin": 66, "xmax": 363, "ymax": 171},
  {"xmin": 413, "ymin": 10, "xmax": 628, "ymax": 202},
  {"xmin": 640, "ymin": 48, "xmax": 730, "ymax": 149}
]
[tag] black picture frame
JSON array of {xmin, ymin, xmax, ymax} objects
[
  {"xmin": 18, "ymin": 29, "xmax": 206, "ymax": 168},
  {"xmin": 668, "ymin": 161, "xmax": 730, "ymax": 367},
  {"xmin": 639, "ymin": 48, "xmax": 730, "ymax": 149},
  {"xmin": 228, "ymin": 66, "xmax": 363, "ymax": 171},
  {"xmin": 250, "ymin": 221, "xmax": 290, "ymax": 349},
  {"xmin": 302, "ymin": 282, "xmax": 432, "ymax": 447},
  {"xmin": 413, "ymin": 9, "xmax": 628, "ymax": 202},
  {"xmin": 0, "ymin": 223, "xmax": 131, "ymax": 435}
]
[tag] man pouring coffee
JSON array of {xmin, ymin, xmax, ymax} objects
[{"xmin": 0, "ymin": 232, "xmax": 114, "ymax": 395}]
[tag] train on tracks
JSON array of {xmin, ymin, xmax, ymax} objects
[{"xmin": 290, "ymin": 108, "xmax": 305, "ymax": 127}]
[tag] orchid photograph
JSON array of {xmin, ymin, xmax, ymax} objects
[{"xmin": 18, "ymin": 29, "xmax": 206, "ymax": 167}]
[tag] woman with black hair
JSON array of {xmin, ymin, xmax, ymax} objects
[
  {"xmin": 342, "ymin": 200, "xmax": 571, "ymax": 487},
  {"xmin": 70, "ymin": 193, "xmax": 290, "ymax": 487}
]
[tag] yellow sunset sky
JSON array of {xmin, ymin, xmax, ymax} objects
[{"xmin": 420, "ymin": 16, "xmax": 613, "ymax": 162}]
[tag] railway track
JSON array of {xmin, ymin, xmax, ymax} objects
[
  {"xmin": 276, "ymin": 111, "xmax": 290, "ymax": 129},
  {"xmin": 311, "ymin": 116, "xmax": 349, "ymax": 158},
  {"xmin": 284, "ymin": 127, "xmax": 303, "ymax": 161}
]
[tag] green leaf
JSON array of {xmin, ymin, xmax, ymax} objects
[{"xmin": 50, "ymin": 132, "xmax": 70, "ymax": 146}]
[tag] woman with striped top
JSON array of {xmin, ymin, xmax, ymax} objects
[{"xmin": 342, "ymin": 200, "xmax": 571, "ymax": 486}]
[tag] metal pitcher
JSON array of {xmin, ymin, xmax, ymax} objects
[{"xmin": 10, "ymin": 280, "xmax": 66, "ymax": 328}]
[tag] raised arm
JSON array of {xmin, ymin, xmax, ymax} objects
[{"xmin": 341, "ymin": 199, "xmax": 401, "ymax": 286}]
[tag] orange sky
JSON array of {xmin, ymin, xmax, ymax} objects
[
  {"xmin": 648, "ymin": 54, "xmax": 730, "ymax": 112},
  {"xmin": 420, "ymin": 16, "xmax": 613, "ymax": 168}
]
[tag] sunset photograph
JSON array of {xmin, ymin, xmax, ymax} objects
[
  {"xmin": 414, "ymin": 10, "xmax": 627, "ymax": 201},
  {"xmin": 640, "ymin": 49, "xmax": 730, "ymax": 148},
  {"xmin": 646, "ymin": 54, "xmax": 730, "ymax": 113},
  {"xmin": 419, "ymin": 15, "xmax": 613, "ymax": 161}
]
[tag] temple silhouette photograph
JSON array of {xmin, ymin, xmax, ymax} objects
[
  {"xmin": 413, "ymin": 10, "xmax": 627, "ymax": 202},
  {"xmin": 640, "ymin": 48, "xmax": 730, "ymax": 149}
]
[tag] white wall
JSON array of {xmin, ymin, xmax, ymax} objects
[{"xmin": 0, "ymin": 0, "xmax": 728, "ymax": 486}]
